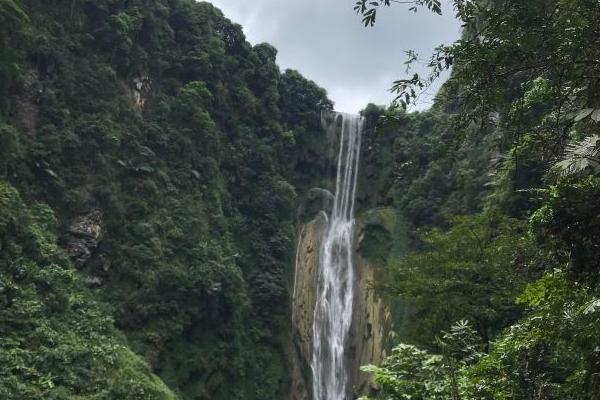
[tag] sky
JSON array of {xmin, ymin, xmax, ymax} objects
[{"xmin": 207, "ymin": 0, "xmax": 461, "ymax": 114}]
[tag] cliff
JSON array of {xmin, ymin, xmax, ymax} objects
[
  {"xmin": 0, "ymin": 0, "xmax": 334, "ymax": 398},
  {"xmin": 289, "ymin": 215, "xmax": 393, "ymax": 399}
]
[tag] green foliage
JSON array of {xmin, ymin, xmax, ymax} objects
[
  {"xmin": 361, "ymin": 344, "xmax": 448, "ymax": 400},
  {"xmin": 0, "ymin": 0, "xmax": 28, "ymax": 21},
  {"xmin": 360, "ymin": 321, "xmax": 483, "ymax": 400},
  {"xmin": 5, "ymin": 0, "xmax": 600, "ymax": 399},
  {"xmin": 381, "ymin": 213, "xmax": 533, "ymax": 345},
  {"xmin": 359, "ymin": 208, "xmax": 406, "ymax": 266},
  {"xmin": 0, "ymin": 0, "xmax": 27, "ymax": 91},
  {"xmin": 463, "ymin": 272, "xmax": 600, "ymax": 399},
  {"xmin": 354, "ymin": 0, "xmax": 441, "ymax": 27},
  {"xmin": 365, "ymin": 271, "xmax": 600, "ymax": 399},
  {"xmin": 358, "ymin": 0, "xmax": 600, "ymax": 126},
  {"xmin": 358, "ymin": 1, "xmax": 600, "ymax": 399},
  {"xmin": 0, "ymin": 123, "xmax": 21, "ymax": 173},
  {"xmin": 0, "ymin": 180, "xmax": 177, "ymax": 399},
  {"xmin": 0, "ymin": 0, "xmax": 333, "ymax": 398},
  {"xmin": 530, "ymin": 176, "xmax": 600, "ymax": 280},
  {"xmin": 359, "ymin": 105, "xmax": 491, "ymax": 229},
  {"xmin": 553, "ymin": 135, "xmax": 600, "ymax": 177},
  {"xmin": 362, "ymin": 164, "xmax": 600, "ymax": 400}
]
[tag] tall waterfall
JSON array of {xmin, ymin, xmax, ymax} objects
[{"xmin": 312, "ymin": 112, "xmax": 363, "ymax": 400}]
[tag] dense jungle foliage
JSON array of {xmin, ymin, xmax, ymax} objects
[
  {"xmin": 0, "ymin": 0, "xmax": 333, "ymax": 399},
  {"xmin": 357, "ymin": 0, "xmax": 600, "ymax": 399}
]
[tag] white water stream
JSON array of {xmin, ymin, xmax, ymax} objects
[{"xmin": 311, "ymin": 112, "xmax": 363, "ymax": 400}]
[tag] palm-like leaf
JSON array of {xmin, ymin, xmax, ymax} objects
[{"xmin": 554, "ymin": 135, "xmax": 600, "ymax": 176}]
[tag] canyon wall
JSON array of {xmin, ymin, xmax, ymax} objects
[{"xmin": 288, "ymin": 217, "xmax": 392, "ymax": 400}]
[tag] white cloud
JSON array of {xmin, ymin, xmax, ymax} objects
[{"xmin": 207, "ymin": 0, "xmax": 460, "ymax": 113}]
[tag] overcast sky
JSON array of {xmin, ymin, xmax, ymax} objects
[{"xmin": 207, "ymin": 0, "xmax": 461, "ymax": 113}]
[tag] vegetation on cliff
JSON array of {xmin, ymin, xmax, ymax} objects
[
  {"xmin": 1, "ymin": 1, "xmax": 331, "ymax": 399},
  {"xmin": 357, "ymin": 0, "xmax": 600, "ymax": 399},
  {"xmin": 2, "ymin": 0, "xmax": 600, "ymax": 398},
  {"xmin": 0, "ymin": 180, "xmax": 177, "ymax": 399}
]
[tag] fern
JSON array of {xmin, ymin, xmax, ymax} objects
[{"xmin": 554, "ymin": 135, "xmax": 600, "ymax": 176}]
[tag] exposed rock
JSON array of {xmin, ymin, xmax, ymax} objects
[
  {"xmin": 131, "ymin": 75, "xmax": 151, "ymax": 109},
  {"xmin": 16, "ymin": 70, "xmax": 40, "ymax": 136},
  {"xmin": 297, "ymin": 188, "xmax": 334, "ymax": 222},
  {"xmin": 83, "ymin": 276, "xmax": 103, "ymax": 287},
  {"xmin": 65, "ymin": 210, "xmax": 104, "ymax": 268},
  {"xmin": 350, "ymin": 255, "xmax": 392, "ymax": 397},
  {"xmin": 289, "ymin": 215, "xmax": 392, "ymax": 400},
  {"xmin": 289, "ymin": 215, "xmax": 326, "ymax": 400}
]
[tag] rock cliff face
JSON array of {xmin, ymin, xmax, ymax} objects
[
  {"xmin": 289, "ymin": 216, "xmax": 323, "ymax": 400},
  {"xmin": 350, "ymin": 254, "xmax": 392, "ymax": 397},
  {"xmin": 289, "ymin": 216, "xmax": 392, "ymax": 400}
]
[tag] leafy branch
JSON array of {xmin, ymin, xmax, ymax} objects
[
  {"xmin": 0, "ymin": 0, "xmax": 28, "ymax": 22},
  {"xmin": 354, "ymin": 0, "xmax": 441, "ymax": 27},
  {"xmin": 390, "ymin": 45, "xmax": 454, "ymax": 109}
]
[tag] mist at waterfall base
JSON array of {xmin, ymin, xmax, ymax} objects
[{"xmin": 311, "ymin": 113, "xmax": 363, "ymax": 400}]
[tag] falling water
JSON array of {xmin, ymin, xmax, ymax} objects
[{"xmin": 312, "ymin": 112, "xmax": 363, "ymax": 400}]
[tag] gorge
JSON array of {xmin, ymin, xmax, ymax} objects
[
  {"xmin": 2, "ymin": 0, "xmax": 600, "ymax": 399},
  {"xmin": 0, "ymin": 1, "xmax": 393, "ymax": 398},
  {"xmin": 290, "ymin": 112, "xmax": 392, "ymax": 400}
]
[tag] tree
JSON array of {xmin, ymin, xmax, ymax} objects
[
  {"xmin": 380, "ymin": 213, "xmax": 533, "ymax": 346},
  {"xmin": 355, "ymin": 0, "xmax": 600, "ymax": 131},
  {"xmin": 360, "ymin": 320, "xmax": 483, "ymax": 400}
]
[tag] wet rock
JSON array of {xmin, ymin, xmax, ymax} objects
[
  {"xmin": 288, "ymin": 216, "xmax": 392, "ymax": 400},
  {"xmin": 288, "ymin": 216, "xmax": 325, "ymax": 400},
  {"xmin": 351, "ymin": 255, "xmax": 393, "ymax": 397},
  {"xmin": 297, "ymin": 188, "xmax": 334, "ymax": 222}
]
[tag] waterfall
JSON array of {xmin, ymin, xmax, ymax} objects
[{"xmin": 312, "ymin": 112, "xmax": 363, "ymax": 400}]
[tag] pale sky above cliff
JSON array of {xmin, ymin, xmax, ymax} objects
[{"xmin": 207, "ymin": 0, "xmax": 461, "ymax": 113}]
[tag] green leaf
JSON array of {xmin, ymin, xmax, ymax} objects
[
  {"xmin": 0, "ymin": 0, "xmax": 29, "ymax": 21},
  {"xmin": 574, "ymin": 108, "xmax": 594, "ymax": 122}
]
